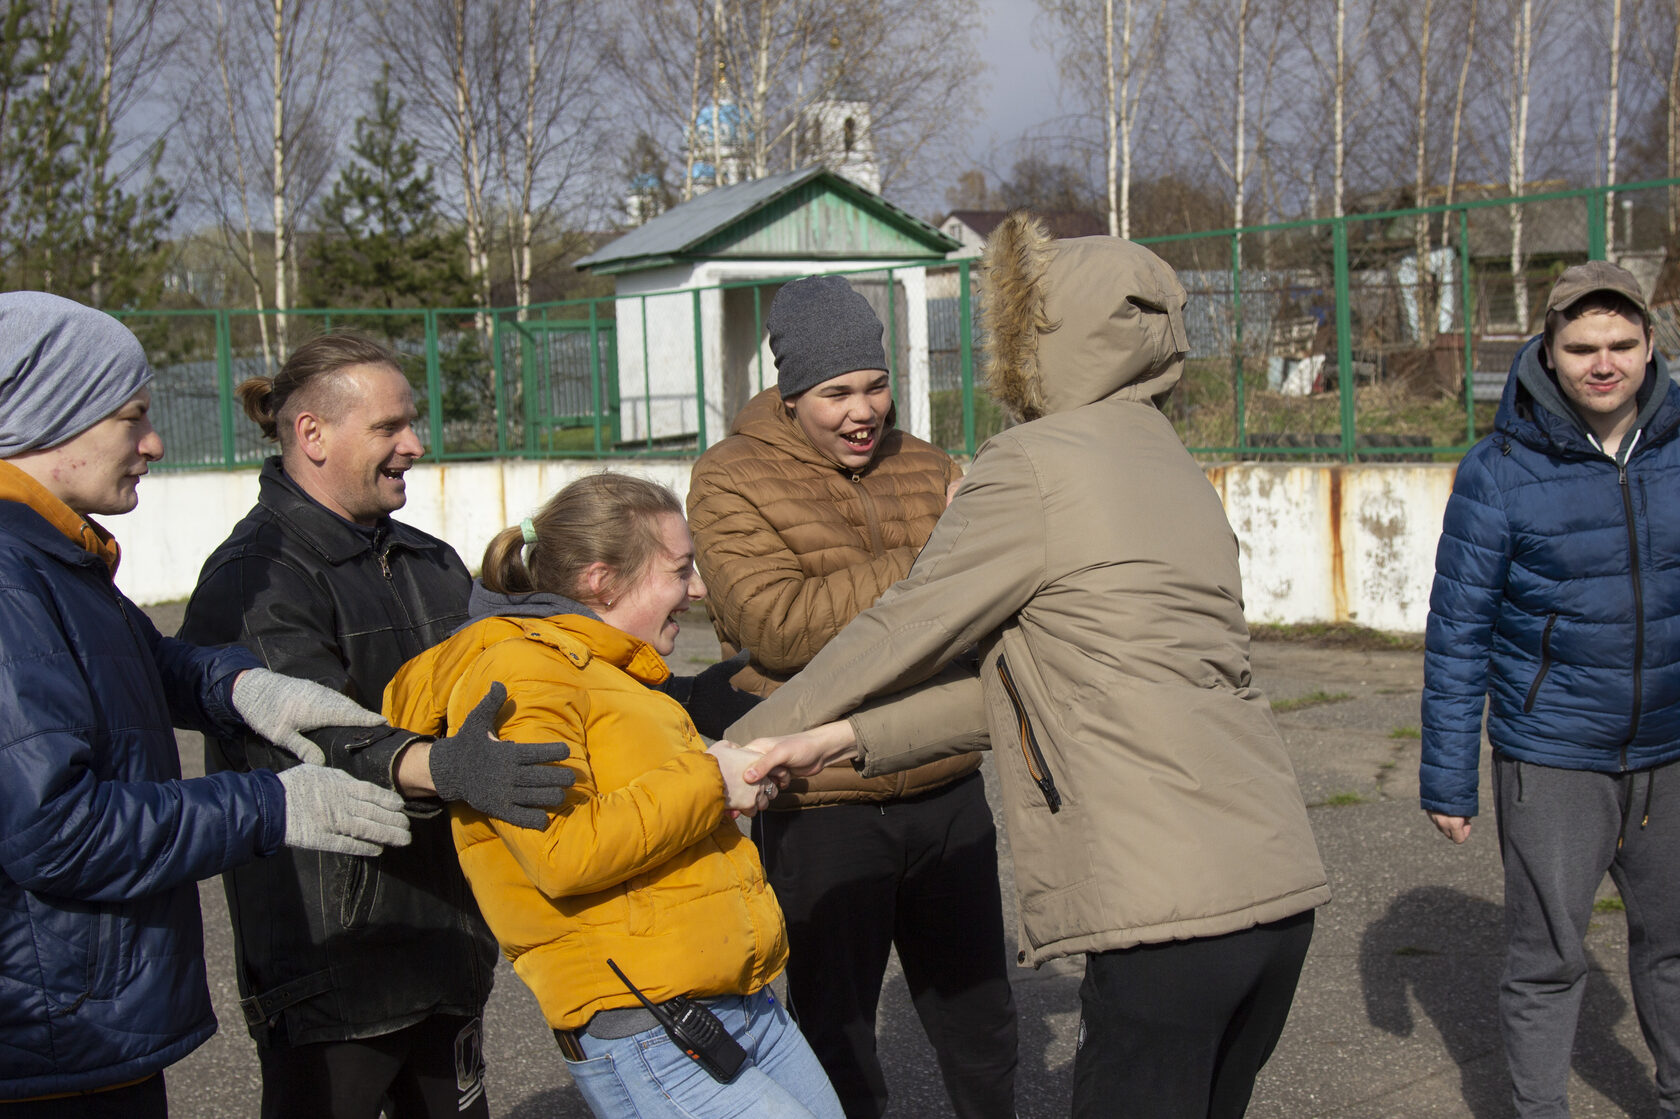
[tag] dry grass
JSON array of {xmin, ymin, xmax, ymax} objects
[
  {"xmin": 1251, "ymin": 622, "xmax": 1425, "ymax": 651},
  {"xmin": 1169, "ymin": 358, "xmax": 1498, "ymax": 456}
]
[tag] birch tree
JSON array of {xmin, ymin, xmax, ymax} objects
[
  {"xmin": 494, "ymin": 0, "xmax": 603, "ymax": 312},
  {"xmin": 1507, "ymin": 0, "xmax": 1536, "ymax": 329},
  {"xmin": 1413, "ymin": 0, "xmax": 1433, "ymax": 266},
  {"xmin": 368, "ymin": 0, "xmax": 500, "ymax": 313},
  {"xmin": 79, "ymin": 0, "xmax": 178, "ymax": 306},
  {"xmin": 1670, "ymin": 0, "xmax": 1679, "ymax": 236},
  {"xmin": 181, "ymin": 0, "xmax": 339, "ymax": 360},
  {"xmin": 608, "ymin": 0, "xmax": 712, "ymax": 201},
  {"xmin": 1441, "ymin": 0, "xmax": 1477, "ymax": 250},
  {"xmin": 1284, "ymin": 0, "xmax": 1378, "ymax": 221},
  {"xmin": 1040, "ymin": 0, "xmax": 1165, "ymax": 238},
  {"xmin": 0, "ymin": 0, "xmax": 177, "ymax": 304},
  {"xmin": 1604, "ymin": 0, "xmax": 1623, "ymax": 245}
]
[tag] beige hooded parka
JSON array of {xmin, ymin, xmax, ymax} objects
[{"xmin": 728, "ymin": 215, "xmax": 1330, "ymax": 965}]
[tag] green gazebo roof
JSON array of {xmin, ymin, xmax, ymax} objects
[{"xmin": 577, "ymin": 166, "xmax": 959, "ymax": 276}]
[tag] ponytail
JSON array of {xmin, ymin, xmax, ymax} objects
[
  {"xmin": 481, "ymin": 524, "xmax": 537, "ymax": 595},
  {"xmin": 236, "ymin": 376, "xmax": 281, "ymax": 441}
]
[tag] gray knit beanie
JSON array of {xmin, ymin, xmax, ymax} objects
[
  {"xmin": 0, "ymin": 292, "xmax": 154, "ymax": 456},
  {"xmin": 767, "ymin": 276, "xmax": 888, "ymax": 399}
]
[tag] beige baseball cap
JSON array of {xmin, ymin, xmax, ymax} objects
[{"xmin": 1545, "ymin": 260, "xmax": 1649, "ymax": 317}]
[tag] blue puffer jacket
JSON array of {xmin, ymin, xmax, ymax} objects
[
  {"xmin": 0, "ymin": 492, "xmax": 286, "ymax": 1100},
  {"xmin": 1421, "ymin": 337, "xmax": 1680, "ymax": 818}
]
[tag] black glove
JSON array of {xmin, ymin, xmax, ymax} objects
[
  {"xmin": 659, "ymin": 648, "xmax": 761, "ymax": 739},
  {"xmin": 427, "ymin": 683, "xmax": 576, "ymax": 829}
]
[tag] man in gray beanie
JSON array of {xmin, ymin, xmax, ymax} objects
[{"xmin": 0, "ymin": 292, "xmax": 420, "ymax": 1116}]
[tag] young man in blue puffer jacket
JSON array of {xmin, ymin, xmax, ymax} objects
[
  {"xmin": 0, "ymin": 293, "xmax": 416, "ymax": 1117},
  {"xmin": 1422, "ymin": 261, "xmax": 1680, "ymax": 1119}
]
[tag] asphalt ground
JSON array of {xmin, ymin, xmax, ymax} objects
[{"xmin": 145, "ymin": 602, "xmax": 1658, "ymax": 1118}]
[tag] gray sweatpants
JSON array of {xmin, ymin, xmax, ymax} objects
[{"xmin": 1494, "ymin": 754, "xmax": 1680, "ymax": 1118}]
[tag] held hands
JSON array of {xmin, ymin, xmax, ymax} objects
[
  {"xmin": 738, "ymin": 720, "xmax": 861, "ymax": 786},
  {"xmin": 706, "ymin": 741, "xmax": 784, "ymax": 817},
  {"xmin": 232, "ymin": 668, "xmax": 386, "ymax": 765},
  {"xmin": 1427, "ymin": 811, "xmax": 1473, "ymax": 844}
]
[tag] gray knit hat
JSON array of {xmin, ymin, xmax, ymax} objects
[
  {"xmin": 766, "ymin": 276, "xmax": 888, "ymax": 399},
  {"xmin": 0, "ymin": 292, "xmax": 154, "ymax": 456}
]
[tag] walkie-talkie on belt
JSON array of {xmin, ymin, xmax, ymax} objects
[{"xmin": 606, "ymin": 958, "xmax": 747, "ymax": 1083}]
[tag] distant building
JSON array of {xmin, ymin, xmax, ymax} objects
[
  {"xmin": 797, "ymin": 90, "xmax": 880, "ymax": 194},
  {"xmin": 685, "ymin": 101, "xmax": 752, "ymax": 194},
  {"xmin": 628, "ymin": 87, "xmax": 883, "ymax": 220}
]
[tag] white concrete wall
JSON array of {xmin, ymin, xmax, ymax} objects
[
  {"xmin": 115, "ymin": 460, "xmax": 1456, "ymax": 632},
  {"xmin": 114, "ymin": 460, "xmax": 698, "ymax": 608},
  {"xmin": 1208, "ymin": 463, "xmax": 1456, "ymax": 633}
]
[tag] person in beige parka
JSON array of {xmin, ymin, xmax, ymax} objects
[
  {"xmin": 687, "ymin": 275, "xmax": 1018, "ymax": 1119},
  {"xmin": 729, "ymin": 218, "xmax": 1331, "ymax": 1118}
]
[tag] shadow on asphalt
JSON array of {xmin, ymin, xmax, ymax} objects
[{"xmin": 1360, "ymin": 885, "xmax": 1653, "ymax": 1118}]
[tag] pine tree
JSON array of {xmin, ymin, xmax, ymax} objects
[
  {"xmin": 0, "ymin": 0, "xmax": 174, "ymax": 306},
  {"xmin": 306, "ymin": 67, "xmax": 470, "ymax": 312}
]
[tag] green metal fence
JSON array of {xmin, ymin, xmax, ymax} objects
[
  {"xmin": 115, "ymin": 177, "xmax": 1680, "ymax": 470},
  {"xmin": 1134, "ymin": 177, "xmax": 1680, "ymax": 461}
]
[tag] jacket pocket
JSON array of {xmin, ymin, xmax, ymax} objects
[
  {"xmin": 1522, "ymin": 614, "xmax": 1558, "ymax": 714},
  {"xmin": 86, "ymin": 908, "xmax": 120, "ymax": 1001},
  {"xmin": 996, "ymin": 654, "xmax": 1062, "ymax": 812},
  {"xmin": 337, "ymin": 856, "xmax": 380, "ymax": 930}
]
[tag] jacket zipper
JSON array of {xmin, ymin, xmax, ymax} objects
[
  {"xmin": 995, "ymin": 655, "xmax": 1062, "ymax": 812},
  {"xmin": 849, "ymin": 474, "xmax": 886, "ymax": 556},
  {"xmin": 1620, "ymin": 461, "xmax": 1643, "ymax": 766},
  {"xmin": 1522, "ymin": 613, "xmax": 1558, "ymax": 713}
]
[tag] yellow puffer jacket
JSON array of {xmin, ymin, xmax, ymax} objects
[
  {"xmin": 687, "ymin": 387, "xmax": 980, "ymax": 807},
  {"xmin": 383, "ymin": 612, "xmax": 787, "ymax": 1030}
]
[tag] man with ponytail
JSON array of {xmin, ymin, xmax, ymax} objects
[{"xmin": 179, "ymin": 333, "xmax": 574, "ymax": 1119}]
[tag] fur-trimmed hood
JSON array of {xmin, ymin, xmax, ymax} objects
[{"xmin": 980, "ymin": 212, "xmax": 1189, "ymax": 421}]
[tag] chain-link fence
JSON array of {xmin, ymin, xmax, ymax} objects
[{"xmin": 114, "ymin": 178, "xmax": 1680, "ymax": 469}]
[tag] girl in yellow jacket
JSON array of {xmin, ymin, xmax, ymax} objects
[{"xmin": 384, "ymin": 473, "xmax": 843, "ymax": 1119}]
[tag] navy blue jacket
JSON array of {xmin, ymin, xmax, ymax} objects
[
  {"xmin": 1421, "ymin": 338, "xmax": 1680, "ymax": 817},
  {"xmin": 0, "ymin": 496, "xmax": 285, "ymax": 1099}
]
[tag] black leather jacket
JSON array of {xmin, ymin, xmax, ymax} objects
[{"xmin": 179, "ymin": 458, "xmax": 497, "ymax": 1048}]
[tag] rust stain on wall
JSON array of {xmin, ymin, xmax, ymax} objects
[
  {"xmin": 1205, "ymin": 464, "xmax": 1228, "ymax": 502},
  {"xmin": 1327, "ymin": 467, "xmax": 1349, "ymax": 622}
]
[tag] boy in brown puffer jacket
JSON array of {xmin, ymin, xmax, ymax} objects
[{"xmin": 687, "ymin": 275, "xmax": 1018, "ymax": 1119}]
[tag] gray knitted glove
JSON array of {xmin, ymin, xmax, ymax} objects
[
  {"xmin": 428, "ymin": 683, "xmax": 576, "ymax": 830},
  {"xmin": 231, "ymin": 668, "xmax": 387, "ymax": 765},
  {"xmin": 277, "ymin": 765, "xmax": 411, "ymax": 856}
]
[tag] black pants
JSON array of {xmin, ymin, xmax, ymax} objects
[
  {"xmin": 758, "ymin": 773, "xmax": 1019, "ymax": 1119},
  {"xmin": 1, "ymin": 1072, "xmax": 166, "ymax": 1118},
  {"xmin": 257, "ymin": 1013, "xmax": 487, "ymax": 1119},
  {"xmin": 1072, "ymin": 910, "xmax": 1314, "ymax": 1119}
]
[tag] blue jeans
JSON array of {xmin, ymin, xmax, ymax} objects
[{"xmin": 563, "ymin": 989, "xmax": 844, "ymax": 1119}]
